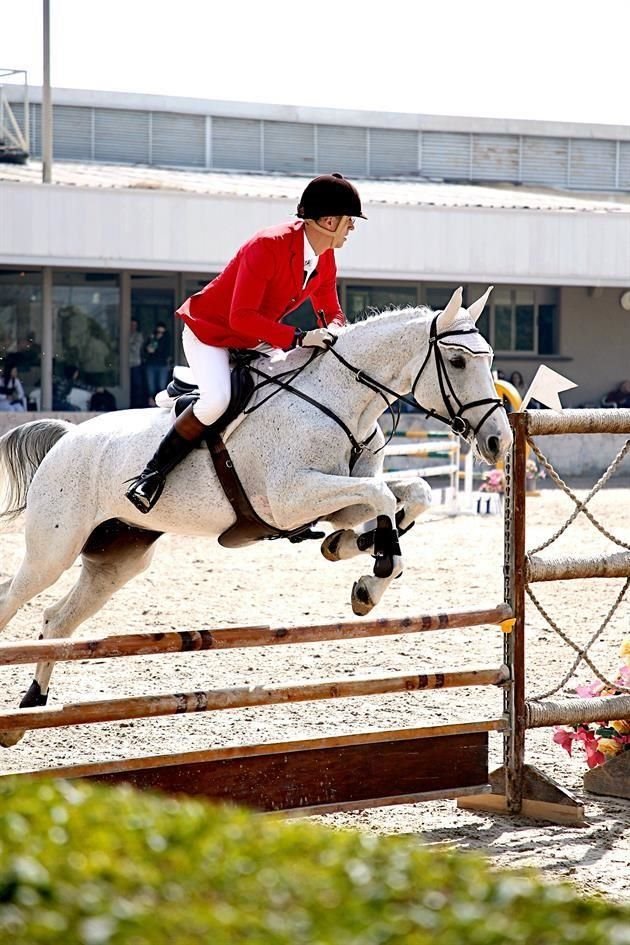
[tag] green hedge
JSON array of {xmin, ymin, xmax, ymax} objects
[{"xmin": 0, "ymin": 778, "xmax": 628, "ymax": 945}]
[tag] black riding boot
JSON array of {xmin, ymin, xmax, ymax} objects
[{"xmin": 125, "ymin": 405, "xmax": 208, "ymax": 513}]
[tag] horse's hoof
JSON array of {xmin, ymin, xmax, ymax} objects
[
  {"xmin": 0, "ymin": 729, "xmax": 25, "ymax": 748},
  {"xmin": 321, "ymin": 530, "xmax": 344, "ymax": 562},
  {"xmin": 351, "ymin": 579, "xmax": 375, "ymax": 616},
  {"xmin": 20, "ymin": 680, "xmax": 48, "ymax": 709}
]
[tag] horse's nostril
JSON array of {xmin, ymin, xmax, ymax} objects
[{"xmin": 487, "ymin": 435, "xmax": 500, "ymax": 457}]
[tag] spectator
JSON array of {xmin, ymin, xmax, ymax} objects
[
  {"xmin": 129, "ymin": 317, "xmax": 145, "ymax": 408},
  {"xmin": 52, "ymin": 364, "xmax": 81, "ymax": 412},
  {"xmin": 0, "ymin": 363, "xmax": 27, "ymax": 412},
  {"xmin": 509, "ymin": 371, "xmax": 526, "ymax": 398},
  {"xmin": 89, "ymin": 388, "xmax": 117, "ymax": 412},
  {"xmin": 144, "ymin": 322, "xmax": 171, "ymax": 403},
  {"xmin": 602, "ymin": 380, "xmax": 630, "ymax": 408}
]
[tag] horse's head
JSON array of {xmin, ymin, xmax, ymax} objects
[{"xmin": 416, "ymin": 286, "xmax": 512, "ymax": 464}]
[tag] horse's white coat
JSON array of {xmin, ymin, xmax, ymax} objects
[{"xmin": 0, "ymin": 290, "xmax": 511, "ymax": 741}]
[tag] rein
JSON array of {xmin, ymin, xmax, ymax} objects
[
  {"xmin": 240, "ymin": 312, "xmax": 502, "ymax": 468},
  {"xmin": 243, "ymin": 350, "xmax": 377, "ymax": 469}
]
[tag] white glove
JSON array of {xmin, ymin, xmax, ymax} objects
[{"xmin": 297, "ymin": 328, "xmax": 335, "ymax": 349}]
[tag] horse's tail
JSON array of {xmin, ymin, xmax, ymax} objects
[{"xmin": 0, "ymin": 419, "xmax": 75, "ymax": 524}]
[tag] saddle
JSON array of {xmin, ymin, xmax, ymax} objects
[{"xmin": 167, "ymin": 355, "xmax": 319, "ymax": 549}]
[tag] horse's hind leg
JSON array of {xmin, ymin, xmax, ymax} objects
[
  {"xmin": 0, "ymin": 522, "xmax": 161, "ymax": 748},
  {"xmin": 0, "ymin": 526, "xmax": 87, "ymax": 634}
]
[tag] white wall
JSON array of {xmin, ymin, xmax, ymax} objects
[
  {"xmin": 559, "ymin": 287, "xmax": 630, "ymax": 406},
  {"xmin": 2, "ymin": 181, "xmax": 630, "ymax": 286}
]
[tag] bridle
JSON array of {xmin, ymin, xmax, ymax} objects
[
  {"xmin": 326, "ymin": 313, "xmax": 504, "ymax": 444},
  {"xmin": 242, "ymin": 313, "xmax": 503, "ymax": 469}
]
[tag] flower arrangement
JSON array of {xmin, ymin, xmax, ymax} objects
[
  {"xmin": 526, "ymin": 457, "xmax": 546, "ymax": 481},
  {"xmin": 479, "ymin": 468, "xmax": 506, "ymax": 494},
  {"xmin": 553, "ymin": 638, "xmax": 630, "ymax": 768}
]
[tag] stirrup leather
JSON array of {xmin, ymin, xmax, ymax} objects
[{"xmin": 125, "ymin": 471, "xmax": 166, "ymax": 514}]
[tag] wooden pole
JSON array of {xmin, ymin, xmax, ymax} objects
[
  {"xmin": 0, "ymin": 605, "xmax": 513, "ymax": 667},
  {"xmin": 526, "ymin": 408, "xmax": 630, "ymax": 435},
  {"xmin": 527, "ymin": 552, "xmax": 630, "ymax": 582},
  {"xmin": 505, "ymin": 411, "xmax": 528, "ymax": 813},
  {"xmin": 526, "ymin": 694, "xmax": 630, "ymax": 728},
  {"xmin": 0, "ymin": 666, "xmax": 509, "ymax": 733}
]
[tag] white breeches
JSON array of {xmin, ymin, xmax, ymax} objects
[{"xmin": 182, "ymin": 325, "xmax": 231, "ymax": 426}]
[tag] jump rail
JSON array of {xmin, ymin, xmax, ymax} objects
[
  {"xmin": 0, "ymin": 666, "xmax": 509, "ymax": 733},
  {"xmin": 0, "ymin": 605, "xmax": 512, "ymax": 666}
]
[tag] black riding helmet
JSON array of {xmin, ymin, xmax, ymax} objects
[{"xmin": 297, "ymin": 173, "xmax": 367, "ymax": 220}]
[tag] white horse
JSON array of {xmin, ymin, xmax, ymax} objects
[{"xmin": 0, "ymin": 287, "xmax": 511, "ymax": 744}]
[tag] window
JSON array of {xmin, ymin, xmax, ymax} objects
[
  {"xmin": 478, "ymin": 286, "xmax": 558, "ymax": 354},
  {"xmin": 54, "ymin": 272, "xmax": 120, "ymax": 388},
  {"xmin": 0, "ymin": 269, "xmax": 43, "ymax": 395},
  {"xmin": 346, "ymin": 284, "xmax": 419, "ymax": 321}
]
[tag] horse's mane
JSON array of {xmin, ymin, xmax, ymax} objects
[
  {"xmin": 334, "ymin": 304, "xmax": 492, "ymax": 358},
  {"xmin": 339, "ymin": 305, "xmax": 433, "ymax": 332}
]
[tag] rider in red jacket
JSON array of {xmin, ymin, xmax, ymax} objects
[{"xmin": 126, "ymin": 173, "xmax": 366, "ymax": 513}]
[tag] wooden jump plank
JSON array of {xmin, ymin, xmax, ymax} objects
[
  {"xmin": 47, "ymin": 730, "xmax": 492, "ymax": 814},
  {"xmin": 0, "ymin": 666, "xmax": 510, "ymax": 732},
  {"xmin": 384, "ymin": 442, "xmax": 457, "ymax": 456},
  {"xmin": 9, "ymin": 719, "xmax": 506, "ymax": 781},
  {"xmin": 0, "ymin": 605, "xmax": 513, "ymax": 667}
]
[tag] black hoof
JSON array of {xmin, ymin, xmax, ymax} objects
[
  {"xmin": 352, "ymin": 581, "xmax": 371, "ymax": 606},
  {"xmin": 356, "ymin": 530, "xmax": 375, "ymax": 552},
  {"xmin": 321, "ymin": 530, "xmax": 344, "ymax": 561},
  {"xmin": 20, "ymin": 680, "xmax": 48, "ymax": 708}
]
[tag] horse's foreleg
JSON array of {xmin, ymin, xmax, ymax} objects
[
  {"xmin": 0, "ymin": 527, "xmax": 160, "ymax": 748},
  {"xmin": 322, "ymin": 475, "xmax": 431, "ymax": 563},
  {"xmin": 386, "ymin": 474, "xmax": 433, "ymax": 533},
  {"xmin": 275, "ymin": 473, "xmax": 401, "ymax": 616}
]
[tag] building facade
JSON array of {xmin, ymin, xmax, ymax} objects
[{"xmin": 1, "ymin": 86, "xmax": 630, "ymax": 410}]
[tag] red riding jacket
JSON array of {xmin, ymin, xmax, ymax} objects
[{"xmin": 177, "ymin": 220, "xmax": 345, "ymax": 350}]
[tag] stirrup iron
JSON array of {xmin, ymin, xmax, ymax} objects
[{"xmin": 125, "ymin": 471, "xmax": 166, "ymax": 514}]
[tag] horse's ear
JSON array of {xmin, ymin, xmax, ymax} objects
[
  {"xmin": 436, "ymin": 287, "xmax": 463, "ymax": 331},
  {"xmin": 467, "ymin": 286, "xmax": 494, "ymax": 323}
]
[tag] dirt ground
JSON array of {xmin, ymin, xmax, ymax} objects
[{"xmin": 0, "ymin": 483, "xmax": 628, "ymax": 902}]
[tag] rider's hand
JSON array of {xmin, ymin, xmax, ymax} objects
[{"xmin": 296, "ymin": 328, "xmax": 335, "ymax": 349}]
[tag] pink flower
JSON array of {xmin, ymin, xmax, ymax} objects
[
  {"xmin": 553, "ymin": 657, "xmax": 629, "ymax": 770},
  {"xmin": 575, "ymin": 679, "xmax": 605, "ymax": 698},
  {"xmin": 480, "ymin": 469, "xmax": 505, "ymax": 494},
  {"xmin": 574, "ymin": 726, "xmax": 606, "ymax": 768},
  {"xmin": 553, "ymin": 726, "xmax": 576, "ymax": 756},
  {"xmin": 554, "ymin": 725, "xmax": 606, "ymax": 767}
]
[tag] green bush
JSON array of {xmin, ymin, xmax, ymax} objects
[{"xmin": 0, "ymin": 778, "xmax": 627, "ymax": 945}]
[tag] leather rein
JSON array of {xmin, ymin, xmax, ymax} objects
[{"xmin": 242, "ymin": 314, "xmax": 503, "ymax": 469}]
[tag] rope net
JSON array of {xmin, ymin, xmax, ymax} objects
[{"xmin": 524, "ymin": 433, "xmax": 630, "ymax": 701}]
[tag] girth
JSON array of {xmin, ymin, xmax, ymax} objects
[{"xmin": 208, "ymin": 436, "xmax": 318, "ymax": 548}]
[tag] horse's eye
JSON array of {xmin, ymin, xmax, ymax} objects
[{"xmin": 450, "ymin": 356, "xmax": 466, "ymax": 369}]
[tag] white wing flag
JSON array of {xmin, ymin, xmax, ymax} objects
[{"xmin": 520, "ymin": 365, "xmax": 577, "ymax": 412}]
